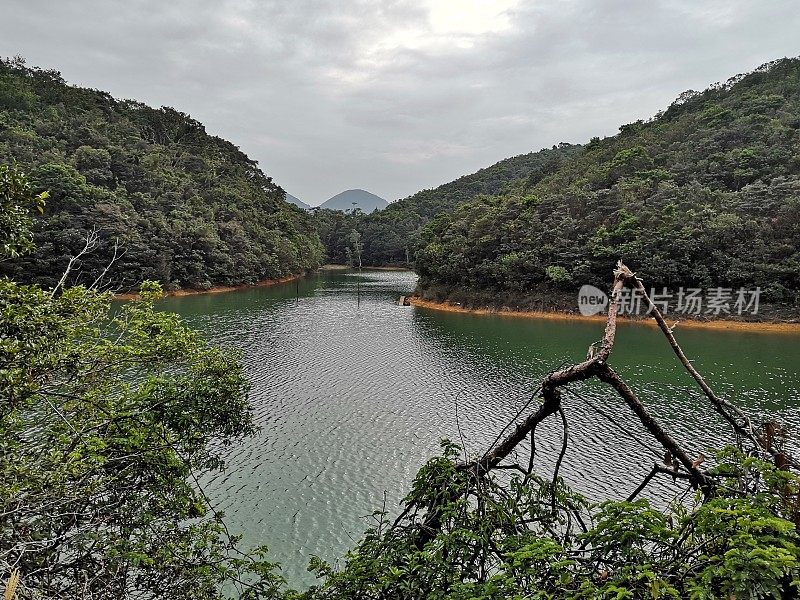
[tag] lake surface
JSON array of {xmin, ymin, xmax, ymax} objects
[{"xmin": 159, "ymin": 270, "xmax": 800, "ymax": 588}]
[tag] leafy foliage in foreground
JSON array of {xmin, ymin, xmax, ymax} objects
[
  {"xmin": 1, "ymin": 282, "xmax": 292, "ymax": 598},
  {"xmin": 312, "ymin": 143, "xmax": 579, "ymax": 265},
  {"xmin": 4, "ymin": 169, "xmax": 800, "ymax": 599},
  {"xmin": 416, "ymin": 58, "xmax": 800, "ymax": 305},
  {"xmin": 0, "ymin": 164, "xmax": 46, "ymax": 258},
  {"xmin": 297, "ymin": 442, "xmax": 800, "ymax": 600},
  {"xmin": 0, "ymin": 57, "xmax": 322, "ymax": 291},
  {"xmin": 1, "ymin": 166, "xmax": 286, "ymax": 598}
]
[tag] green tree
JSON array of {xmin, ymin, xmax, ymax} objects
[
  {"xmin": 0, "ymin": 167, "xmax": 287, "ymax": 599},
  {"xmin": 311, "ymin": 144, "xmax": 580, "ymax": 267},
  {"xmin": 415, "ymin": 58, "xmax": 800, "ymax": 310},
  {"xmin": 0, "ymin": 164, "xmax": 46, "ymax": 257},
  {"xmin": 0, "ymin": 58, "xmax": 323, "ymax": 291}
]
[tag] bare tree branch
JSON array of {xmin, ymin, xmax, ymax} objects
[
  {"xmin": 631, "ymin": 275, "xmax": 760, "ymax": 449},
  {"xmin": 90, "ymin": 237, "xmax": 126, "ymax": 291},
  {"xmin": 51, "ymin": 229, "xmax": 100, "ymax": 296},
  {"xmin": 408, "ymin": 260, "xmax": 775, "ymax": 548},
  {"xmin": 49, "ymin": 229, "xmax": 126, "ymax": 296}
]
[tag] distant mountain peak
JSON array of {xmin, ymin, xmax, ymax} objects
[
  {"xmin": 285, "ymin": 192, "xmax": 311, "ymax": 210},
  {"xmin": 319, "ymin": 189, "xmax": 388, "ymax": 212}
]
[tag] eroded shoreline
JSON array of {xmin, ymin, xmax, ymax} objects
[
  {"xmin": 407, "ymin": 296, "xmax": 800, "ymax": 334},
  {"xmin": 114, "ymin": 273, "xmax": 303, "ymax": 300}
]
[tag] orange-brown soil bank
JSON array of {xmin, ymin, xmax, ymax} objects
[
  {"xmin": 114, "ymin": 273, "xmax": 302, "ymax": 300},
  {"xmin": 407, "ymin": 296, "xmax": 800, "ymax": 334}
]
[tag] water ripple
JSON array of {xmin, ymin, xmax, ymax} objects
[{"xmin": 158, "ymin": 270, "xmax": 800, "ymax": 588}]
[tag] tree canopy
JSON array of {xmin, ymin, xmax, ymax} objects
[
  {"xmin": 0, "ymin": 57, "xmax": 322, "ymax": 291},
  {"xmin": 414, "ymin": 58, "xmax": 800, "ymax": 307},
  {"xmin": 313, "ymin": 143, "xmax": 580, "ymax": 266},
  {"xmin": 1, "ymin": 165, "xmax": 290, "ymax": 598}
]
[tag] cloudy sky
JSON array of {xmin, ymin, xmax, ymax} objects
[{"xmin": 2, "ymin": 1, "xmax": 799, "ymax": 205}]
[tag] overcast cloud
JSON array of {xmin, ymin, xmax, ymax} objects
[{"xmin": 2, "ymin": 1, "xmax": 799, "ymax": 204}]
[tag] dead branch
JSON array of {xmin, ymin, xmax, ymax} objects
[
  {"xmin": 631, "ymin": 276, "xmax": 760, "ymax": 449},
  {"xmin": 551, "ymin": 406, "xmax": 569, "ymax": 511},
  {"xmin": 51, "ymin": 229, "xmax": 100, "ymax": 296},
  {"xmin": 89, "ymin": 238, "xmax": 126, "ymax": 291},
  {"xmin": 408, "ymin": 260, "xmax": 771, "ymax": 547},
  {"xmin": 50, "ymin": 230, "xmax": 126, "ymax": 295},
  {"xmin": 465, "ymin": 262, "xmax": 630, "ymax": 476},
  {"xmin": 458, "ymin": 261, "xmax": 742, "ymax": 494},
  {"xmin": 595, "ymin": 365, "xmax": 710, "ymax": 492}
]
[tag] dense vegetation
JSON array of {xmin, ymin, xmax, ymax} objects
[
  {"xmin": 7, "ymin": 162, "xmax": 800, "ymax": 599},
  {"xmin": 313, "ymin": 143, "xmax": 579, "ymax": 265},
  {"xmin": 5, "ymin": 53, "xmax": 800, "ymax": 599},
  {"xmin": 296, "ymin": 444, "xmax": 800, "ymax": 599},
  {"xmin": 0, "ymin": 57, "xmax": 322, "ymax": 291},
  {"xmin": 1, "ymin": 165, "xmax": 289, "ymax": 598},
  {"xmin": 416, "ymin": 58, "xmax": 800, "ymax": 308}
]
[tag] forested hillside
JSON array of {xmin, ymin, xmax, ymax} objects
[
  {"xmin": 0, "ymin": 57, "xmax": 323, "ymax": 291},
  {"xmin": 415, "ymin": 58, "xmax": 800, "ymax": 307},
  {"xmin": 6, "ymin": 162, "xmax": 800, "ymax": 599},
  {"xmin": 313, "ymin": 143, "xmax": 579, "ymax": 265}
]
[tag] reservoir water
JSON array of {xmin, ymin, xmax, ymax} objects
[{"xmin": 158, "ymin": 269, "xmax": 800, "ymax": 587}]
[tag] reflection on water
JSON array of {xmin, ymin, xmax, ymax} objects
[{"xmin": 158, "ymin": 270, "xmax": 800, "ymax": 587}]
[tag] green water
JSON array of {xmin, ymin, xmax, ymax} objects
[{"xmin": 158, "ymin": 270, "xmax": 800, "ymax": 587}]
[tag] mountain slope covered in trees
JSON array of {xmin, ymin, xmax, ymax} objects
[
  {"xmin": 6, "ymin": 162, "xmax": 800, "ymax": 599},
  {"xmin": 416, "ymin": 58, "xmax": 800, "ymax": 307},
  {"xmin": 0, "ymin": 57, "xmax": 323, "ymax": 291},
  {"xmin": 314, "ymin": 143, "xmax": 580, "ymax": 265}
]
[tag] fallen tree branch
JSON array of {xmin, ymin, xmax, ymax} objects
[
  {"xmin": 407, "ymin": 260, "xmax": 772, "ymax": 547},
  {"xmin": 465, "ymin": 262, "xmax": 630, "ymax": 476},
  {"xmin": 595, "ymin": 365, "xmax": 710, "ymax": 493},
  {"xmin": 631, "ymin": 275, "xmax": 760, "ymax": 449}
]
